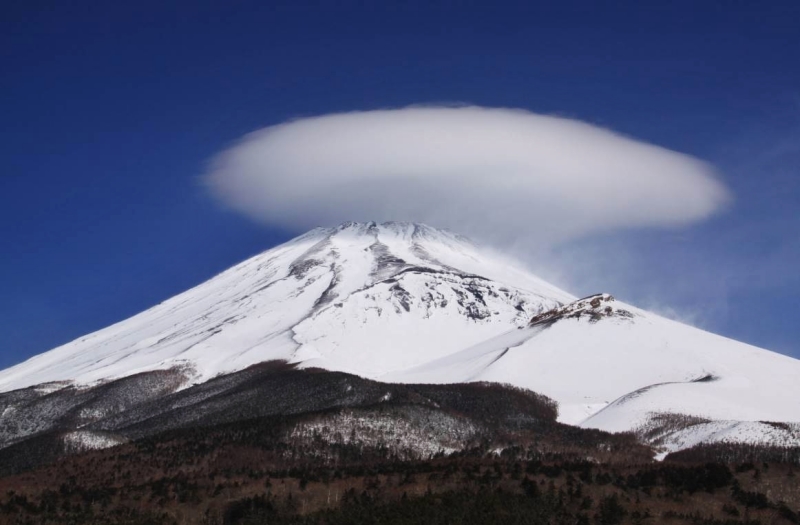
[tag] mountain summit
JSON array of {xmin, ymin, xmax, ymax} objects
[
  {"xmin": 0, "ymin": 221, "xmax": 570, "ymax": 391},
  {"xmin": 1, "ymin": 221, "xmax": 799, "ymax": 458}
]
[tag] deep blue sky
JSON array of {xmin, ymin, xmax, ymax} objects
[{"xmin": 2, "ymin": 1, "xmax": 798, "ymax": 369}]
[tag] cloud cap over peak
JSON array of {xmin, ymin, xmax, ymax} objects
[{"xmin": 204, "ymin": 106, "xmax": 731, "ymax": 245}]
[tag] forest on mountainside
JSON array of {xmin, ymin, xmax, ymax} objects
[{"xmin": 1, "ymin": 408, "xmax": 798, "ymax": 524}]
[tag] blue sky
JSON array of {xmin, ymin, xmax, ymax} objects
[{"xmin": 1, "ymin": 1, "xmax": 798, "ymax": 369}]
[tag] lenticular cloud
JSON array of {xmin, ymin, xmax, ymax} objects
[{"xmin": 204, "ymin": 106, "xmax": 730, "ymax": 245}]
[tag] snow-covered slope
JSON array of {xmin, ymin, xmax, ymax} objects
[
  {"xmin": 1, "ymin": 221, "xmax": 798, "ymax": 455},
  {"xmin": 387, "ymin": 293, "xmax": 800, "ymax": 426},
  {"xmin": 0, "ymin": 221, "xmax": 568, "ymax": 392}
]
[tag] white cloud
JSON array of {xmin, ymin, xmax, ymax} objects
[{"xmin": 204, "ymin": 106, "xmax": 730, "ymax": 246}]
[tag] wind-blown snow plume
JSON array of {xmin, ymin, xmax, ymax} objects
[{"xmin": 204, "ymin": 106, "xmax": 730, "ymax": 245}]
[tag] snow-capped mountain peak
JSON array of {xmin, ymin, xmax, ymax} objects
[
  {"xmin": 1, "ymin": 221, "xmax": 798, "ymax": 457},
  {"xmin": 0, "ymin": 222, "xmax": 570, "ymax": 392}
]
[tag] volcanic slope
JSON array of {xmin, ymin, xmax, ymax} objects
[
  {"xmin": 1, "ymin": 221, "xmax": 798, "ymax": 455},
  {"xmin": 0, "ymin": 221, "xmax": 569, "ymax": 392},
  {"xmin": 385, "ymin": 293, "xmax": 800, "ymax": 455}
]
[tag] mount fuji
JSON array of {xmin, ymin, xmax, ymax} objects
[{"xmin": 1, "ymin": 221, "xmax": 798, "ymax": 460}]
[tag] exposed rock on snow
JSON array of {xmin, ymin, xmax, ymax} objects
[{"xmin": 528, "ymin": 293, "xmax": 634, "ymax": 327}]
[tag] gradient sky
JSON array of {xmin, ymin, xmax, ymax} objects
[{"xmin": 1, "ymin": 1, "xmax": 799, "ymax": 370}]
